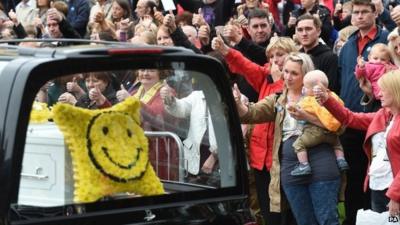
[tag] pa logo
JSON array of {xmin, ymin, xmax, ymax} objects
[{"xmin": 388, "ymin": 216, "xmax": 400, "ymax": 223}]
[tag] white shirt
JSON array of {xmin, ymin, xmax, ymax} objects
[
  {"xmin": 16, "ymin": 0, "xmax": 36, "ymax": 27},
  {"xmin": 369, "ymin": 119, "xmax": 394, "ymax": 190}
]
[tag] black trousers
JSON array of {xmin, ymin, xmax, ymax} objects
[{"xmin": 340, "ymin": 128, "xmax": 370, "ymax": 225}]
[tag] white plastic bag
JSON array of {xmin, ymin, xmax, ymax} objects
[{"xmin": 356, "ymin": 209, "xmax": 400, "ymax": 225}]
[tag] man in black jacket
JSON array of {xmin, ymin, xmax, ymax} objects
[
  {"xmin": 44, "ymin": 8, "xmax": 81, "ymax": 46},
  {"xmin": 295, "ymin": 14, "xmax": 340, "ymax": 94}
]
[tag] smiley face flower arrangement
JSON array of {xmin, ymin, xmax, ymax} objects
[
  {"xmin": 52, "ymin": 97, "xmax": 164, "ymax": 203},
  {"xmin": 29, "ymin": 102, "xmax": 52, "ymax": 123}
]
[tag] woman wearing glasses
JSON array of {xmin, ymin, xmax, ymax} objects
[{"xmin": 234, "ymin": 52, "xmax": 341, "ymax": 225}]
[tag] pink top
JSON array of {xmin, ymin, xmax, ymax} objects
[{"xmin": 355, "ymin": 62, "xmax": 398, "ymax": 99}]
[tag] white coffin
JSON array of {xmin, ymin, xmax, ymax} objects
[{"xmin": 18, "ymin": 122, "xmax": 74, "ymax": 207}]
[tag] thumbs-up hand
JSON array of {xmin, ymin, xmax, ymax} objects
[
  {"xmin": 153, "ymin": 7, "xmax": 164, "ymax": 24},
  {"xmin": 66, "ymin": 76, "xmax": 85, "ymax": 96},
  {"xmin": 237, "ymin": 4, "xmax": 245, "ymax": 16},
  {"xmin": 198, "ymin": 24, "xmax": 210, "ymax": 46},
  {"xmin": 94, "ymin": 9, "xmax": 105, "ymax": 23},
  {"xmin": 163, "ymin": 10, "xmax": 176, "ymax": 33},
  {"xmin": 89, "ymin": 85, "xmax": 106, "ymax": 106},
  {"xmin": 116, "ymin": 84, "xmax": 131, "ymax": 102},
  {"xmin": 313, "ymin": 10, "xmax": 320, "ymax": 20},
  {"xmin": 372, "ymin": 0, "xmax": 384, "ymax": 14},
  {"xmin": 223, "ymin": 20, "xmax": 242, "ymax": 44},
  {"xmin": 288, "ymin": 12, "xmax": 296, "ymax": 28},
  {"xmin": 160, "ymin": 80, "xmax": 175, "ymax": 105},
  {"xmin": 211, "ymin": 36, "xmax": 229, "ymax": 56},
  {"xmin": 33, "ymin": 16, "xmax": 44, "ymax": 29},
  {"xmin": 192, "ymin": 8, "xmax": 206, "ymax": 28},
  {"xmin": 334, "ymin": 3, "xmax": 342, "ymax": 16},
  {"xmin": 8, "ymin": 9, "xmax": 18, "ymax": 24}
]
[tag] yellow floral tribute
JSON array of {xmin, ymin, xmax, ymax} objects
[
  {"xmin": 29, "ymin": 102, "xmax": 52, "ymax": 123},
  {"xmin": 52, "ymin": 97, "xmax": 164, "ymax": 203}
]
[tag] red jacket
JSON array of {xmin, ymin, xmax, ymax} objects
[
  {"xmin": 225, "ymin": 48, "xmax": 284, "ymax": 170},
  {"xmin": 324, "ymin": 95, "xmax": 400, "ymax": 202}
]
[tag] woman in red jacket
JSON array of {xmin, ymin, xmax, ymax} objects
[
  {"xmin": 212, "ymin": 36, "xmax": 298, "ymax": 224},
  {"xmin": 314, "ymin": 71, "xmax": 400, "ymax": 216}
]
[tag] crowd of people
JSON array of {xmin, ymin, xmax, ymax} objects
[{"xmin": 10, "ymin": 0, "xmax": 400, "ymax": 224}]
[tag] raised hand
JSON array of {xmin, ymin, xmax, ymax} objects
[
  {"xmin": 160, "ymin": 80, "xmax": 175, "ymax": 105},
  {"xmin": 372, "ymin": 0, "xmax": 384, "ymax": 14},
  {"xmin": 89, "ymin": 86, "xmax": 106, "ymax": 106},
  {"xmin": 198, "ymin": 24, "xmax": 210, "ymax": 46},
  {"xmin": 211, "ymin": 36, "xmax": 229, "ymax": 56},
  {"xmin": 236, "ymin": 4, "xmax": 245, "ymax": 16},
  {"xmin": 153, "ymin": 7, "xmax": 164, "ymax": 24},
  {"xmin": 232, "ymin": 83, "xmax": 248, "ymax": 117},
  {"xmin": 94, "ymin": 10, "xmax": 105, "ymax": 23},
  {"xmin": 236, "ymin": 14, "xmax": 248, "ymax": 27},
  {"xmin": 334, "ymin": 3, "xmax": 342, "ymax": 16},
  {"xmin": 58, "ymin": 92, "xmax": 78, "ymax": 105},
  {"xmin": 163, "ymin": 10, "xmax": 176, "ymax": 33},
  {"xmin": 288, "ymin": 12, "xmax": 296, "ymax": 28},
  {"xmin": 116, "ymin": 84, "xmax": 131, "ymax": 102},
  {"xmin": 223, "ymin": 20, "xmax": 242, "ymax": 45},
  {"xmin": 33, "ymin": 17, "xmax": 44, "ymax": 30},
  {"xmin": 192, "ymin": 8, "xmax": 206, "ymax": 28},
  {"xmin": 313, "ymin": 10, "xmax": 320, "ymax": 20},
  {"xmin": 66, "ymin": 77, "xmax": 85, "ymax": 96}
]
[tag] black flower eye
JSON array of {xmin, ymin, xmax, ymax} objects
[
  {"xmin": 102, "ymin": 126, "xmax": 109, "ymax": 135},
  {"xmin": 127, "ymin": 129, "xmax": 132, "ymax": 138}
]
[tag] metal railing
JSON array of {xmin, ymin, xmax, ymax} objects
[{"xmin": 144, "ymin": 131, "xmax": 184, "ymax": 182}]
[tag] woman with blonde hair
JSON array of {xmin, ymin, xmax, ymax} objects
[
  {"xmin": 234, "ymin": 52, "xmax": 341, "ymax": 225},
  {"xmin": 212, "ymin": 36, "xmax": 299, "ymax": 224},
  {"xmin": 315, "ymin": 70, "xmax": 400, "ymax": 216}
]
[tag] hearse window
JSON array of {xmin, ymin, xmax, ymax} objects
[{"xmin": 14, "ymin": 68, "xmax": 235, "ymax": 218}]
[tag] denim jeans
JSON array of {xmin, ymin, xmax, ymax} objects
[
  {"xmin": 371, "ymin": 189, "xmax": 390, "ymax": 213},
  {"xmin": 282, "ymin": 178, "xmax": 340, "ymax": 225}
]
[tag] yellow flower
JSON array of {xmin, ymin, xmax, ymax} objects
[
  {"xmin": 29, "ymin": 102, "xmax": 52, "ymax": 123},
  {"xmin": 52, "ymin": 97, "xmax": 164, "ymax": 203}
]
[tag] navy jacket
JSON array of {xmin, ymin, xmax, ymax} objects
[
  {"xmin": 66, "ymin": 0, "xmax": 90, "ymax": 37},
  {"xmin": 339, "ymin": 26, "xmax": 388, "ymax": 113}
]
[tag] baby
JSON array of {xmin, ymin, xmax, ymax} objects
[
  {"xmin": 355, "ymin": 43, "xmax": 398, "ymax": 100},
  {"xmin": 288, "ymin": 70, "xmax": 349, "ymax": 176}
]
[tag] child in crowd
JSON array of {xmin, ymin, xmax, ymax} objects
[
  {"xmin": 289, "ymin": 70, "xmax": 349, "ymax": 176},
  {"xmin": 355, "ymin": 43, "xmax": 398, "ymax": 100}
]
